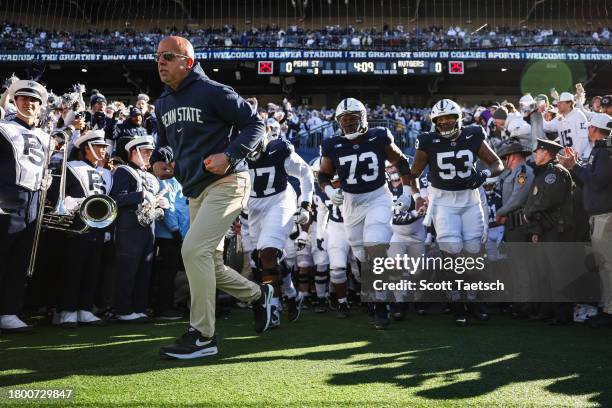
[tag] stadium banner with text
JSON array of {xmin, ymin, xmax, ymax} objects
[{"xmin": 0, "ymin": 49, "xmax": 611, "ymax": 63}]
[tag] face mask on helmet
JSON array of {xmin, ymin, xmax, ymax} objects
[
  {"xmin": 433, "ymin": 114, "xmax": 461, "ymax": 139},
  {"xmin": 387, "ymin": 171, "xmax": 400, "ymax": 182},
  {"xmin": 335, "ymin": 98, "xmax": 368, "ymax": 140},
  {"xmin": 431, "ymin": 99, "xmax": 462, "ymax": 139}
]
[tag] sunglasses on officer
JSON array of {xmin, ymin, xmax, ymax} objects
[{"xmin": 154, "ymin": 52, "xmax": 190, "ymax": 62}]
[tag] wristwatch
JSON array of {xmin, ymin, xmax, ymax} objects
[{"xmin": 224, "ymin": 151, "xmax": 241, "ymax": 169}]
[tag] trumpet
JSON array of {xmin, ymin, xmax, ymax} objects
[
  {"xmin": 136, "ymin": 188, "xmax": 168, "ymax": 227},
  {"xmin": 27, "ymin": 128, "xmax": 118, "ymax": 276}
]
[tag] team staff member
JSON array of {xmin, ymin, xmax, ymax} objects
[
  {"xmin": 151, "ymin": 36, "xmax": 274, "ymax": 359},
  {"xmin": 558, "ymin": 113, "xmax": 612, "ymax": 328},
  {"xmin": 48, "ymin": 130, "xmax": 111, "ymax": 327},
  {"xmin": 524, "ymin": 138, "xmax": 575, "ymax": 325},
  {"xmin": 111, "ymin": 135, "xmax": 168, "ymax": 323},
  {"xmin": 0, "ymin": 80, "xmax": 51, "ymax": 333}
]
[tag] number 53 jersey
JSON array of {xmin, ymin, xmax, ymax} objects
[
  {"xmin": 416, "ymin": 124, "xmax": 486, "ymax": 192},
  {"xmin": 321, "ymin": 127, "xmax": 392, "ymax": 194}
]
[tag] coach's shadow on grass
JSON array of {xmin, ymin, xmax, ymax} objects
[{"xmin": 1, "ymin": 315, "xmax": 611, "ymax": 406}]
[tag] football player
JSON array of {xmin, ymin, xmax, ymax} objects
[
  {"xmin": 410, "ymin": 98, "xmax": 504, "ymax": 326},
  {"xmin": 246, "ymin": 118, "xmax": 314, "ymax": 328},
  {"xmin": 318, "ymin": 98, "xmax": 423, "ymax": 329},
  {"xmin": 312, "ymin": 160, "xmax": 350, "ymax": 318},
  {"xmin": 386, "ymin": 161, "xmax": 427, "ymax": 320}
]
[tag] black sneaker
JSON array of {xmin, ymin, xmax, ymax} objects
[
  {"xmin": 374, "ymin": 303, "xmax": 390, "ymax": 330},
  {"xmin": 160, "ymin": 327, "xmax": 218, "ymax": 359},
  {"xmin": 392, "ymin": 303, "xmax": 407, "ymax": 321},
  {"xmin": 156, "ymin": 309, "xmax": 184, "ymax": 321},
  {"xmin": 415, "ymin": 303, "xmax": 427, "ymax": 316},
  {"xmin": 253, "ymin": 284, "xmax": 274, "ymax": 333},
  {"xmin": 313, "ymin": 297, "xmax": 329, "ymax": 313},
  {"xmin": 336, "ymin": 302, "xmax": 350, "ymax": 319},
  {"xmin": 287, "ymin": 293, "xmax": 304, "ymax": 322},
  {"xmin": 452, "ymin": 303, "xmax": 468, "ymax": 327},
  {"xmin": 467, "ymin": 303, "xmax": 490, "ymax": 322}
]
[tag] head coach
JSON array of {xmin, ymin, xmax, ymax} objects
[{"xmin": 151, "ymin": 36, "xmax": 274, "ymax": 359}]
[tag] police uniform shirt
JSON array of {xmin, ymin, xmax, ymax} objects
[
  {"xmin": 415, "ymin": 124, "xmax": 486, "ymax": 191},
  {"xmin": 496, "ymin": 164, "xmax": 535, "ymax": 217},
  {"xmin": 524, "ymin": 160, "xmax": 573, "ymax": 235},
  {"xmin": 321, "ymin": 127, "xmax": 392, "ymax": 194}
]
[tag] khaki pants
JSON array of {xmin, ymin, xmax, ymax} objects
[
  {"xmin": 182, "ymin": 172, "xmax": 260, "ymax": 337},
  {"xmin": 591, "ymin": 213, "xmax": 612, "ymax": 314}
]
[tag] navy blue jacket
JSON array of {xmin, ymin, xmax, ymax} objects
[
  {"xmin": 155, "ymin": 63, "xmax": 265, "ymax": 198},
  {"xmin": 571, "ymin": 139, "xmax": 612, "ymax": 215}
]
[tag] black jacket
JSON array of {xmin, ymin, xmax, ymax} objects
[{"xmin": 571, "ymin": 139, "xmax": 612, "ymax": 215}]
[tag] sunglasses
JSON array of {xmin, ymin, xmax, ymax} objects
[{"xmin": 154, "ymin": 52, "xmax": 190, "ymax": 62}]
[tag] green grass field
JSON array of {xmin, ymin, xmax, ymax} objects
[{"xmin": 1, "ymin": 308, "xmax": 611, "ymax": 407}]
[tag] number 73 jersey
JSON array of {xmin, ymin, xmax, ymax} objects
[
  {"xmin": 415, "ymin": 125, "xmax": 486, "ymax": 191},
  {"xmin": 322, "ymin": 127, "xmax": 392, "ymax": 194}
]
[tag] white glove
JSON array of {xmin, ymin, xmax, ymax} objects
[
  {"xmin": 63, "ymin": 196, "xmax": 84, "ymax": 213},
  {"xmin": 325, "ymin": 185, "xmax": 343, "ymax": 206},
  {"xmin": 481, "ymin": 222, "xmax": 489, "ymax": 244},
  {"xmin": 293, "ymin": 207, "xmax": 310, "ymax": 225},
  {"xmin": 143, "ymin": 190, "xmax": 156, "ymax": 205},
  {"xmin": 40, "ymin": 172, "xmax": 53, "ymax": 191},
  {"xmin": 156, "ymin": 196, "xmax": 170, "ymax": 209},
  {"xmin": 104, "ymin": 232, "xmax": 112, "ymax": 243},
  {"xmin": 296, "ymin": 230, "xmax": 310, "ymax": 251},
  {"xmin": 393, "ymin": 193, "xmax": 411, "ymax": 213}
]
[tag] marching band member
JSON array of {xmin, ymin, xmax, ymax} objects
[
  {"xmin": 48, "ymin": 130, "xmax": 112, "ymax": 327},
  {"xmin": 0, "ymin": 79, "xmax": 51, "ymax": 333},
  {"xmin": 110, "ymin": 135, "xmax": 169, "ymax": 322}
]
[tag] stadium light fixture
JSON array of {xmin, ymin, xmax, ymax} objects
[
  {"xmin": 501, "ymin": 68, "xmax": 508, "ymax": 72},
  {"xmin": 81, "ymin": 66, "xmax": 88, "ymax": 73},
  {"xmin": 213, "ymin": 68, "xmax": 219, "ymax": 72}
]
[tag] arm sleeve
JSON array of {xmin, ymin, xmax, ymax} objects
[
  {"xmin": 162, "ymin": 185, "xmax": 180, "ymax": 232},
  {"xmin": 284, "ymin": 151, "xmax": 314, "ymax": 203},
  {"xmin": 110, "ymin": 167, "xmax": 144, "ymax": 207},
  {"xmin": 573, "ymin": 150, "xmax": 612, "ymax": 190},
  {"xmin": 496, "ymin": 171, "xmax": 534, "ymax": 216},
  {"xmin": 316, "ymin": 198, "xmax": 329, "ymax": 240},
  {"xmin": 542, "ymin": 117, "xmax": 560, "ymax": 133},
  {"xmin": 212, "ymin": 85, "xmax": 266, "ymax": 160},
  {"xmin": 155, "ymin": 102, "xmax": 168, "ymax": 148}
]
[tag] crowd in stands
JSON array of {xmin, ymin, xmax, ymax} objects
[{"xmin": 1, "ymin": 21, "xmax": 610, "ymax": 53}]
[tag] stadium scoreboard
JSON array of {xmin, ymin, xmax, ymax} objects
[{"xmin": 277, "ymin": 59, "xmax": 445, "ymax": 75}]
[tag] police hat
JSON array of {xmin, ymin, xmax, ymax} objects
[
  {"xmin": 75, "ymin": 130, "xmax": 110, "ymax": 149},
  {"xmin": 496, "ymin": 138, "xmax": 532, "ymax": 158},
  {"xmin": 8, "ymin": 79, "xmax": 48, "ymax": 104},
  {"xmin": 533, "ymin": 138, "xmax": 563, "ymax": 154},
  {"xmin": 125, "ymin": 135, "xmax": 155, "ymax": 152}
]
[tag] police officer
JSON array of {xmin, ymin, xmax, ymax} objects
[
  {"xmin": 524, "ymin": 138, "xmax": 575, "ymax": 324},
  {"xmin": 495, "ymin": 138, "xmax": 535, "ymax": 242},
  {"xmin": 557, "ymin": 113, "xmax": 612, "ymax": 328},
  {"xmin": 494, "ymin": 139, "xmax": 535, "ymax": 317},
  {"xmin": 110, "ymin": 135, "xmax": 169, "ymax": 322},
  {"xmin": 48, "ymin": 130, "xmax": 112, "ymax": 327},
  {"xmin": 0, "ymin": 79, "xmax": 51, "ymax": 333}
]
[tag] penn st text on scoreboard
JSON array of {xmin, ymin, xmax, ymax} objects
[{"xmin": 276, "ymin": 59, "xmax": 446, "ymax": 75}]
